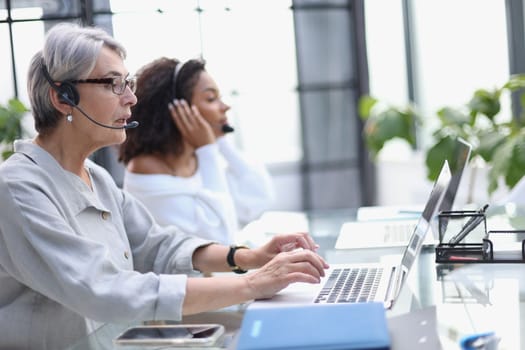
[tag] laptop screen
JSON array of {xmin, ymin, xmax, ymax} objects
[
  {"xmin": 429, "ymin": 137, "xmax": 472, "ymax": 238},
  {"xmin": 399, "ymin": 160, "xmax": 451, "ymax": 288},
  {"xmin": 420, "ymin": 159, "xmax": 453, "ymax": 222},
  {"xmin": 438, "ymin": 137, "xmax": 472, "ymax": 214}
]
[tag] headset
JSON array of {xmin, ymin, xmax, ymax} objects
[
  {"xmin": 172, "ymin": 61, "xmax": 233, "ymax": 134},
  {"xmin": 41, "ymin": 63, "xmax": 80, "ymax": 106},
  {"xmin": 40, "ymin": 63, "xmax": 138, "ymax": 130}
]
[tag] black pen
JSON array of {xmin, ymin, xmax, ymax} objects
[{"xmin": 448, "ymin": 204, "xmax": 489, "ymax": 246}]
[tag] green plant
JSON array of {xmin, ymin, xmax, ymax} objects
[
  {"xmin": 359, "ymin": 74, "xmax": 525, "ymax": 195},
  {"xmin": 359, "ymin": 95, "xmax": 421, "ymax": 157},
  {"xmin": 0, "ymin": 98, "xmax": 29, "ymax": 159}
]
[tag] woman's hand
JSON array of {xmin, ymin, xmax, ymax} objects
[
  {"xmin": 168, "ymin": 99, "xmax": 215, "ymax": 148},
  {"xmin": 239, "ymin": 232, "xmax": 323, "ymax": 269},
  {"xmin": 243, "ymin": 249, "xmax": 329, "ymax": 300},
  {"xmin": 184, "ymin": 246, "xmax": 328, "ymax": 315},
  {"xmin": 267, "ymin": 231, "xmax": 320, "ymax": 253}
]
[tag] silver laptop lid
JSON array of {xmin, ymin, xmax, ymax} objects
[
  {"xmin": 438, "ymin": 137, "xmax": 472, "ymax": 214},
  {"xmin": 391, "ymin": 160, "xmax": 452, "ymax": 304},
  {"xmin": 432, "ymin": 137, "xmax": 472, "ymax": 237}
]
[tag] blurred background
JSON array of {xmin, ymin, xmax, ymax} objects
[{"xmin": 0, "ymin": 0, "xmax": 520, "ymax": 211}]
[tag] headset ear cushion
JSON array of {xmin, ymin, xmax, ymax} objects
[{"xmin": 58, "ymin": 82, "xmax": 80, "ymax": 106}]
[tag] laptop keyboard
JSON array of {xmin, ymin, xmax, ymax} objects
[{"xmin": 314, "ymin": 267, "xmax": 383, "ymax": 304}]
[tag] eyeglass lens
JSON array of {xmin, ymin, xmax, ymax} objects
[{"xmin": 114, "ymin": 77, "xmax": 136, "ymax": 94}]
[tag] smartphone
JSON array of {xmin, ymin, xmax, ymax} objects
[{"xmin": 114, "ymin": 324, "xmax": 225, "ymax": 347}]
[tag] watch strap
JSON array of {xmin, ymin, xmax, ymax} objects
[{"xmin": 227, "ymin": 245, "xmax": 249, "ymax": 274}]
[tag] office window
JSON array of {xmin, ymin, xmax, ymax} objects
[
  {"xmin": 0, "ymin": 0, "xmax": 300, "ymax": 164},
  {"xmin": 109, "ymin": 0, "xmax": 301, "ymax": 163},
  {"xmin": 364, "ymin": 0, "xmax": 408, "ymax": 106},
  {"xmin": 11, "ymin": 22, "xmax": 46, "ymax": 106},
  {"xmin": 0, "ymin": 24, "xmax": 14, "ymax": 101},
  {"xmin": 0, "ymin": 0, "xmax": 518, "ymax": 207},
  {"xmin": 109, "ymin": 4, "xmax": 202, "ymax": 73},
  {"xmin": 412, "ymin": 0, "xmax": 509, "ymax": 141},
  {"xmin": 10, "ymin": 1, "xmax": 81, "ymax": 19},
  {"xmin": 365, "ymin": 0, "xmax": 509, "ymax": 151},
  {"xmin": 0, "ymin": 1, "xmax": 5, "ymax": 20}
]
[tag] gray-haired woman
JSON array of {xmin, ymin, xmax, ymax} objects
[{"xmin": 0, "ymin": 22, "xmax": 327, "ymax": 350}]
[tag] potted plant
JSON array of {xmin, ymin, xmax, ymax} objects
[
  {"xmin": 0, "ymin": 98, "xmax": 29, "ymax": 160},
  {"xmin": 359, "ymin": 74, "xmax": 525, "ymax": 196}
]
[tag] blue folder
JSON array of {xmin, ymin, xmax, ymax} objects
[{"xmin": 236, "ymin": 302, "xmax": 391, "ymax": 350}]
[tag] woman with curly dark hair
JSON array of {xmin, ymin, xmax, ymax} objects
[{"xmin": 119, "ymin": 57, "xmax": 275, "ymax": 244}]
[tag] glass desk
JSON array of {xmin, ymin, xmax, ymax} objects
[{"xmin": 67, "ymin": 208, "xmax": 525, "ymax": 350}]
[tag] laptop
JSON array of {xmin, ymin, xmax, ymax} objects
[
  {"xmin": 335, "ymin": 137, "xmax": 472, "ymax": 250},
  {"xmin": 252, "ymin": 160, "xmax": 451, "ymax": 310}
]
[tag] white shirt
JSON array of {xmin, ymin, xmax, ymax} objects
[
  {"xmin": 0, "ymin": 140, "xmax": 213, "ymax": 350},
  {"xmin": 123, "ymin": 138, "xmax": 275, "ymax": 245}
]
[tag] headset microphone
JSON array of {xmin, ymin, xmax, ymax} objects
[
  {"xmin": 222, "ymin": 124, "xmax": 235, "ymax": 133},
  {"xmin": 125, "ymin": 121, "xmax": 139, "ymax": 129},
  {"xmin": 71, "ymin": 104, "xmax": 139, "ymax": 129}
]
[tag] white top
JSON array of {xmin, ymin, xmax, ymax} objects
[
  {"xmin": 123, "ymin": 137, "xmax": 275, "ymax": 244},
  {"xmin": 0, "ymin": 140, "xmax": 213, "ymax": 350}
]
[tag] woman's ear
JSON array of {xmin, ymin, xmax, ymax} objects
[{"xmin": 48, "ymin": 84, "xmax": 74, "ymax": 117}]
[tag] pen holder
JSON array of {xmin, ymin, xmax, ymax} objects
[
  {"xmin": 435, "ymin": 210, "xmax": 487, "ymax": 264},
  {"xmin": 438, "ymin": 210, "xmax": 487, "ymax": 244},
  {"xmin": 482, "ymin": 230, "xmax": 525, "ymax": 262}
]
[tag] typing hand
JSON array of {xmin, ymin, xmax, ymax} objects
[
  {"xmin": 244, "ymin": 249, "xmax": 328, "ymax": 300},
  {"xmin": 254, "ymin": 232, "xmax": 323, "ymax": 264}
]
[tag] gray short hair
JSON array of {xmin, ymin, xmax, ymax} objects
[{"xmin": 27, "ymin": 22, "xmax": 127, "ymax": 133}]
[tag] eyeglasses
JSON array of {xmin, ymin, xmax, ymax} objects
[{"xmin": 70, "ymin": 75, "xmax": 136, "ymax": 95}]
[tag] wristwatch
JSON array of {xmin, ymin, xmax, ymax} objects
[{"xmin": 227, "ymin": 245, "xmax": 249, "ymax": 274}]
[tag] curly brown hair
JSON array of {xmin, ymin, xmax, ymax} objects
[{"xmin": 118, "ymin": 57, "xmax": 206, "ymax": 164}]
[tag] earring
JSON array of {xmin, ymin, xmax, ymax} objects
[{"xmin": 66, "ymin": 114, "xmax": 73, "ymax": 123}]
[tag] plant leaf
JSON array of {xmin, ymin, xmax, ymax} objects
[
  {"xmin": 487, "ymin": 138, "xmax": 515, "ymax": 194},
  {"xmin": 437, "ymin": 107, "xmax": 471, "ymax": 127},
  {"xmin": 362, "ymin": 106, "xmax": 418, "ymax": 157},
  {"xmin": 477, "ymin": 130, "xmax": 507, "ymax": 162},
  {"xmin": 8, "ymin": 98, "xmax": 29, "ymax": 114},
  {"xmin": 505, "ymin": 134, "xmax": 525, "ymax": 188},
  {"xmin": 0, "ymin": 98, "xmax": 29, "ymax": 160},
  {"xmin": 425, "ymin": 135, "xmax": 457, "ymax": 181},
  {"xmin": 1, "ymin": 149, "xmax": 14, "ymax": 160},
  {"xmin": 503, "ymin": 74, "xmax": 525, "ymax": 90},
  {"xmin": 468, "ymin": 89, "xmax": 501, "ymax": 121},
  {"xmin": 358, "ymin": 95, "xmax": 378, "ymax": 120}
]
